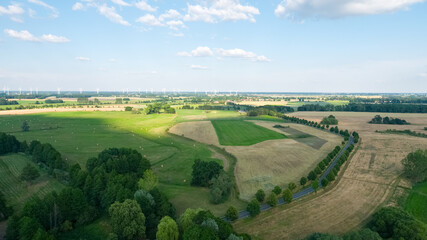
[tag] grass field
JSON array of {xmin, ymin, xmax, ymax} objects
[
  {"xmin": 405, "ymin": 181, "xmax": 427, "ymax": 223},
  {"xmin": 234, "ymin": 112, "xmax": 427, "ymax": 239},
  {"xmin": 211, "ymin": 120, "xmax": 286, "ymax": 146},
  {"xmin": 0, "ymin": 153, "xmax": 65, "ymax": 211},
  {"xmin": 0, "ymin": 110, "xmax": 248, "ymax": 215}
]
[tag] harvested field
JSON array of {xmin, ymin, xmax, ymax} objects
[
  {"xmin": 169, "ymin": 121, "xmax": 219, "ymax": 145},
  {"xmin": 234, "ymin": 112, "xmax": 427, "ymax": 239},
  {"xmin": 231, "ymin": 121, "xmax": 342, "ymax": 200},
  {"xmin": 276, "ymin": 127, "xmax": 328, "ymax": 149}
]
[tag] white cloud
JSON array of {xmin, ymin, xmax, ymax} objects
[
  {"xmin": 109, "ymin": 58, "xmax": 117, "ymax": 62},
  {"xmin": 178, "ymin": 46, "xmax": 213, "ymax": 57},
  {"xmin": 97, "ymin": 4, "xmax": 130, "ymax": 26},
  {"xmin": 166, "ymin": 20, "xmax": 185, "ymax": 30},
  {"xmin": 0, "ymin": 3, "xmax": 25, "ymax": 22},
  {"xmin": 75, "ymin": 57, "xmax": 91, "ymax": 61},
  {"xmin": 41, "ymin": 34, "xmax": 70, "ymax": 43},
  {"xmin": 136, "ymin": 14, "xmax": 164, "ymax": 26},
  {"xmin": 184, "ymin": 0, "xmax": 260, "ymax": 23},
  {"xmin": 191, "ymin": 65, "xmax": 208, "ymax": 70},
  {"xmin": 0, "ymin": 4, "xmax": 25, "ymax": 15},
  {"xmin": 159, "ymin": 9, "xmax": 181, "ymax": 21},
  {"xmin": 111, "ymin": 0, "xmax": 131, "ymax": 7},
  {"xmin": 28, "ymin": 0, "xmax": 59, "ymax": 18},
  {"xmin": 419, "ymin": 73, "xmax": 427, "ymax": 78},
  {"xmin": 72, "ymin": 2, "xmax": 84, "ymax": 11},
  {"xmin": 4, "ymin": 29, "xmax": 40, "ymax": 42},
  {"xmin": 275, "ymin": 0, "xmax": 425, "ymax": 19},
  {"xmin": 4, "ymin": 29, "xmax": 70, "ymax": 43},
  {"xmin": 170, "ymin": 32, "xmax": 184, "ymax": 37},
  {"xmin": 217, "ymin": 48, "xmax": 271, "ymax": 62},
  {"xmin": 135, "ymin": 1, "xmax": 157, "ymax": 12}
]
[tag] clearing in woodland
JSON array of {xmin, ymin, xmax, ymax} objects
[{"xmin": 234, "ymin": 112, "xmax": 427, "ymax": 240}]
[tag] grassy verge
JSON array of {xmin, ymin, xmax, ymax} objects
[{"xmin": 405, "ymin": 181, "xmax": 427, "ymax": 224}]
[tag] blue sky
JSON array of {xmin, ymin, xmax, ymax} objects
[{"xmin": 1, "ymin": 0, "xmax": 427, "ymax": 93}]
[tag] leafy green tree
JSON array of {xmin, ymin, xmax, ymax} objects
[
  {"xmin": 288, "ymin": 182, "xmax": 296, "ymax": 192},
  {"xmin": 272, "ymin": 186, "xmax": 282, "ymax": 195},
  {"xmin": 401, "ymin": 149, "xmax": 427, "ymax": 183},
  {"xmin": 5, "ymin": 215, "xmax": 20, "ymax": 240},
  {"xmin": 183, "ymin": 225, "xmax": 218, "ymax": 240},
  {"xmin": 308, "ymin": 171, "xmax": 317, "ymax": 181},
  {"xmin": 282, "ymin": 189, "xmax": 293, "ymax": 203},
  {"xmin": 228, "ymin": 233, "xmax": 243, "ymax": 240},
  {"xmin": 57, "ymin": 187, "xmax": 87, "ymax": 223},
  {"xmin": 115, "ymin": 98, "xmax": 123, "ymax": 104},
  {"xmin": 109, "ymin": 199, "xmax": 146, "ymax": 240},
  {"xmin": 18, "ymin": 216, "xmax": 42, "ymax": 240},
  {"xmin": 138, "ymin": 169, "xmax": 159, "ymax": 191},
  {"xmin": 312, "ymin": 180, "xmax": 319, "ymax": 193},
  {"xmin": 191, "ymin": 159, "xmax": 223, "ymax": 187},
  {"xmin": 20, "ymin": 164, "xmax": 40, "ymax": 182},
  {"xmin": 342, "ymin": 228, "xmax": 381, "ymax": 240},
  {"xmin": 246, "ymin": 199, "xmax": 260, "ymax": 217},
  {"xmin": 156, "ymin": 216, "xmax": 179, "ymax": 240},
  {"xmin": 0, "ymin": 192, "xmax": 13, "ymax": 221},
  {"xmin": 225, "ymin": 206, "xmax": 238, "ymax": 221},
  {"xmin": 305, "ymin": 232, "xmax": 342, "ymax": 240},
  {"xmin": 209, "ymin": 172, "xmax": 232, "ymax": 204},
  {"xmin": 370, "ymin": 207, "xmax": 427, "ymax": 240},
  {"xmin": 125, "ymin": 106, "xmax": 133, "ymax": 111},
  {"xmin": 266, "ymin": 193, "xmax": 278, "ymax": 207},
  {"xmin": 178, "ymin": 208, "xmax": 203, "ymax": 232},
  {"xmin": 321, "ymin": 179, "xmax": 329, "ymax": 188},
  {"xmin": 21, "ymin": 121, "xmax": 30, "ymax": 132},
  {"xmin": 300, "ymin": 177, "xmax": 307, "ymax": 186},
  {"xmin": 255, "ymin": 189, "xmax": 265, "ymax": 202}
]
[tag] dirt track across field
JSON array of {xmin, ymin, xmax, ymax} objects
[{"xmin": 234, "ymin": 112, "xmax": 427, "ymax": 239}]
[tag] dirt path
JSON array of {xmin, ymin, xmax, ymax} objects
[{"xmin": 234, "ymin": 112, "xmax": 427, "ymax": 239}]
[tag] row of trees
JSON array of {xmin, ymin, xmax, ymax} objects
[
  {"xmin": 0, "ymin": 98, "xmax": 18, "ymax": 105},
  {"xmin": 369, "ymin": 115, "xmax": 409, "ymax": 125},
  {"xmin": 145, "ymin": 103, "xmax": 176, "ymax": 114},
  {"xmin": 247, "ymin": 105, "xmax": 294, "ymax": 117},
  {"xmin": 297, "ymin": 103, "xmax": 427, "ymax": 113}
]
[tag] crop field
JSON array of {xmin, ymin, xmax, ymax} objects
[
  {"xmin": 0, "ymin": 153, "xmax": 65, "ymax": 211},
  {"xmin": 211, "ymin": 120, "xmax": 287, "ymax": 146},
  {"xmin": 169, "ymin": 119, "xmax": 342, "ymax": 200},
  {"xmin": 405, "ymin": 181, "xmax": 427, "ymax": 223},
  {"xmin": 234, "ymin": 112, "xmax": 427, "ymax": 239},
  {"xmin": 0, "ymin": 110, "xmax": 248, "ymax": 215}
]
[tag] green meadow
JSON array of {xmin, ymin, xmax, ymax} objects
[
  {"xmin": 405, "ymin": 181, "xmax": 427, "ymax": 224},
  {"xmin": 211, "ymin": 120, "xmax": 287, "ymax": 146},
  {"xmin": 0, "ymin": 153, "xmax": 65, "ymax": 211},
  {"xmin": 0, "ymin": 109, "xmax": 252, "ymax": 215}
]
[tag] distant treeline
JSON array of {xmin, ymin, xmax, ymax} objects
[
  {"xmin": 197, "ymin": 104, "xmax": 294, "ymax": 117},
  {"xmin": 369, "ymin": 115, "xmax": 409, "ymax": 125},
  {"xmin": 0, "ymin": 98, "xmax": 18, "ymax": 105},
  {"xmin": 376, "ymin": 129, "xmax": 427, "ymax": 138},
  {"xmin": 297, "ymin": 103, "xmax": 427, "ymax": 113},
  {"xmin": 45, "ymin": 99, "xmax": 64, "ymax": 104}
]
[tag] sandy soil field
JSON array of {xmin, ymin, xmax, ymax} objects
[{"xmin": 234, "ymin": 112, "xmax": 427, "ymax": 239}]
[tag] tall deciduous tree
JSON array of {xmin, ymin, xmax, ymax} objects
[
  {"xmin": 401, "ymin": 149, "xmax": 427, "ymax": 183},
  {"xmin": 282, "ymin": 189, "xmax": 293, "ymax": 203},
  {"xmin": 247, "ymin": 199, "xmax": 260, "ymax": 217},
  {"xmin": 138, "ymin": 169, "xmax": 159, "ymax": 191},
  {"xmin": 156, "ymin": 216, "xmax": 179, "ymax": 240},
  {"xmin": 109, "ymin": 199, "xmax": 146, "ymax": 240}
]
